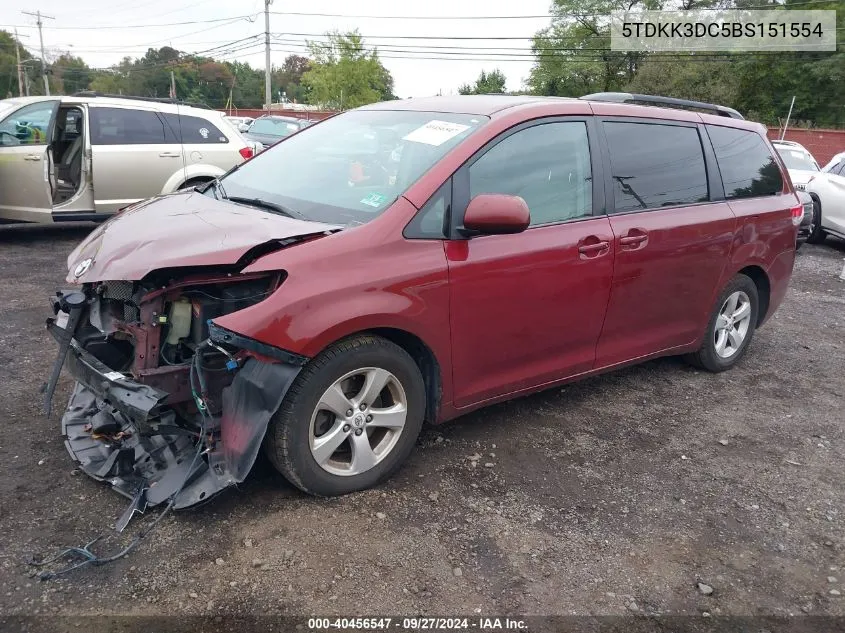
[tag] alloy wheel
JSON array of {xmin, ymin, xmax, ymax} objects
[
  {"xmin": 309, "ymin": 367, "xmax": 407, "ymax": 476},
  {"xmin": 713, "ymin": 290, "xmax": 752, "ymax": 359}
]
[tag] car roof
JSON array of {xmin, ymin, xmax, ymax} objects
[
  {"xmin": 356, "ymin": 94, "xmax": 761, "ymax": 131},
  {"xmin": 258, "ymin": 115, "xmax": 305, "ymax": 122},
  {"xmin": 0, "ymin": 94, "xmax": 216, "ymax": 117},
  {"xmin": 360, "ymin": 94, "xmax": 575, "ymax": 116}
]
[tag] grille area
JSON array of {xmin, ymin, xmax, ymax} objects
[{"xmin": 100, "ymin": 282, "xmax": 140, "ymax": 323}]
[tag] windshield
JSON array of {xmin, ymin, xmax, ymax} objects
[
  {"xmin": 775, "ymin": 146, "xmax": 819, "ymax": 172},
  {"xmin": 219, "ymin": 110, "xmax": 485, "ymax": 226},
  {"xmin": 249, "ymin": 118, "xmax": 302, "ymax": 137}
]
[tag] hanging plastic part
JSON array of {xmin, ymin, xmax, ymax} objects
[
  {"xmin": 29, "ymin": 343, "xmax": 214, "ymax": 580},
  {"xmin": 43, "ymin": 291, "xmax": 87, "ymax": 417}
]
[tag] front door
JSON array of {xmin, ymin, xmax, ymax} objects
[
  {"xmin": 89, "ymin": 105, "xmax": 185, "ymax": 214},
  {"xmin": 0, "ymin": 99, "xmax": 59, "ymax": 223},
  {"xmin": 446, "ymin": 119, "xmax": 615, "ymax": 408},
  {"xmin": 594, "ymin": 119, "xmax": 736, "ymax": 367}
]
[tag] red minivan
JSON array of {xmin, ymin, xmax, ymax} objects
[{"xmin": 48, "ymin": 93, "xmax": 801, "ymax": 513}]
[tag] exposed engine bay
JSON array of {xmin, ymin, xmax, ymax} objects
[{"xmin": 45, "ymin": 271, "xmax": 305, "ymax": 530}]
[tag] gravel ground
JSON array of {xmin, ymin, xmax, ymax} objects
[{"xmin": 0, "ymin": 224, "xmax": 843, "ymax": 620}]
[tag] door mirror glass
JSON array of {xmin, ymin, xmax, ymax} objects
[{"xmin": 463, "ymin": 193, "xmax": 530, "ymax": 235}]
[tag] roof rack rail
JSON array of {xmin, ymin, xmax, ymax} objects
[
  {"xmin": 580, "ymin": 92, "xmax": 744, "ymax": 120},
  {"xmin": 71, "ymin": 91, "xmax": 212, "ymax": 110}
]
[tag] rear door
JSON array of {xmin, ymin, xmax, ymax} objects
[
  {"xmin": 446, "ymin": 118, "xmax": 615, "ymax": 408},
  {"xmin": 594, "ymin": 118, "xmax": 736, "ymax": 367},
  {"xmin": 0, "ymin": 99, "xmax": 59, "ymax": 222},
  {"xmin": 163, "ymin": 110, "xmax": 245, "ymax": 178},
  {"xmin": 89, "ymin": 105, "xmax": 185, "ymax": 214}
]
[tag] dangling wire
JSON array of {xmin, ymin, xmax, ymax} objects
[{"xmin": 29, "ymin": 341, "xmax": 215, "ymax": 580}]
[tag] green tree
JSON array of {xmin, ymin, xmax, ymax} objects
[
  {"xmin": 527, "ymin": 0, "xmax": 661, "ymax": 97},
  {"xmin": 273, "ymin": 54, "xmax": 310, "ymax": 103},
  {"xmin": 458, "ymin": 68, "xmax": 507, "ymax": 95},
  {"xmin": 51, "ymin": 54, "xmax": 92, "ymax": 95},
  {"xmin": 301, "ymin": 31, "xmax": 395, "ymax": 109}
]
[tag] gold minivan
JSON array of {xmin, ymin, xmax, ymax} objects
[{"xmin": 0, "ymin": 93, "xmax": 254, "ymax": 224}]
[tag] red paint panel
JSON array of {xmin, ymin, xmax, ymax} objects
[
  {"xmin": 596, "ymin": 204, "xmax": 737, "ymax": 366},
  {"xmin": 445, "ymin": 217, "xmax": 615, "ymax": 408}
]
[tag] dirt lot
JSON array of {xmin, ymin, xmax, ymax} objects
[{"xmin": 0, "ymin": 224, "xmax": 843, "ymax": 620}]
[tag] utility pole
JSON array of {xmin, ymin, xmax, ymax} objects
[
  {"xmin": 22, "ymin": 10, "xmax": 55, "ymax": 96},
  {"xmin": 264, "ymin": 0, "xmax": 272, "ymax": 112},
  {"xmin": 14, "ymin": 28, "xmax": 25, "ymax": 97}
]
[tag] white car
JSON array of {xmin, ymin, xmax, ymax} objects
[
  {"xmin": 771, "ymin": 140, "xmax": 845, "ymax": 244},
  {"xmin": 224, "ymin": 115, "xmax": 254, "ymax": 133},
  {"xmin": 806, "ymin": 152, "xmax": 845, "ymax": 243}
]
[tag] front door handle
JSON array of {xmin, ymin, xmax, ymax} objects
[
  {"xmin": 619, "ymin": 229, "xmax": 649, "ymax": 250},
  {"xmin": 577, "ymin": 238, "xmax": 610, "ymax": 259},
  {"xmin": 158, "ymin": 151, "xmax": 181, "ymax": 158},
  {"xmin": 24, "ymin": 154, "xmax": 42, "ymax": 161}
]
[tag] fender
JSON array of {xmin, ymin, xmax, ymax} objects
[
  {"xmin": 213, "ymin": 207, "xmax": 454, "ymax": 408},
  {"xmin": 160, "ymin": 164, "xmax": 225, "ymax": 194}
]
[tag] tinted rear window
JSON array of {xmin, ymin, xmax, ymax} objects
[
  {"xmin": 603, "ymin": 121, "xmax": 709, "ymax": 212},
  {"xmin": 707, "ymin": 125, "xmax": 783, "ymax": 199},
  {"xmin": 90, "ymin": 107, "xmax": 171, "ymax": 145},
  {"xmin": 162, "ymin": 113, "xmax": 229, "ymax": 144}
]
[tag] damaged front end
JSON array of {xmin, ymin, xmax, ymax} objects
[{"xmin": 46, "ymin": 272, "xmax": 306, "ymax": 528}]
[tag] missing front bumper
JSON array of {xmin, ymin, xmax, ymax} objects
[{"xmin": 48, "ymin": 318, "xmax": 302, "ymax": 521}]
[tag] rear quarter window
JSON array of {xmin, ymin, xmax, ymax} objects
[
  {"xmin": 161, "ymin": 113, "xmax": 229, "ymax": 144},
  {"xmin": 706, "ymin": 125, "xmax": 783, "ymax": 199}
]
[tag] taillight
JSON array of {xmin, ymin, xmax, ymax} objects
[
  {"xmin": 790, "ymin": 202, "xmax": 804, "ymax": 226},
  {"xmin": 239, "ymin": 147, "xmax": 254, "ymax": 160}
]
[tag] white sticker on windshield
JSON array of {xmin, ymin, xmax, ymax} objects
[
  {"xmin": 790, "ymin": 150, "xmax": 805, "ymax": 159},
  {"xmin": 402, "ymin": 120, "xmax": 471, "ymax": 146}
]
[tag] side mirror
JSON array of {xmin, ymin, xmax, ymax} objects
[{"xmin": 463, "ymin": 193, "xmax": 530, "ymax": 235}]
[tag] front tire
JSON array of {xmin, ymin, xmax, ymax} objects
[
  {"xmin": 806, "ymin": 198, "xmax": 826, "ymax": 244},
  {"xmin": 686, "ymin": 275, "xmax": 759, "ymax": 373},
  {"xmin": 264, "ymin": 335, "xmax": 425, "ymax": 496}
]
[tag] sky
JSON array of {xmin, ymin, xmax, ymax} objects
[{"xmin": 1, "ymin": 0, "xmax": 555, "ymax": 99}]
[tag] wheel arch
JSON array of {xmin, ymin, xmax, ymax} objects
[
  {"xmin": 160, "ymin": 164, "xmax": 225, "ymax": 194},
  {"xmin": 367, "ymin": 327, "xmax": 442, "ymax": 425},
  {"xmin": 737, "ymin": 264, "xmax": 770, "ymax": 326},
  {"xmin": 308, "ymin": 326, "xmax": 443, "ymax": 425}
]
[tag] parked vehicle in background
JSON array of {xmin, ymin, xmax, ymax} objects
[
  {"xmin": 795, "ymin": 190, "xmax": 814, "ymax": 249},
  {"xmin": 822, "ymin": 151, "xmax": 845, "ymax": 173},
  {"xmin": 243, "ymin": 115, "xmax": 311, "ymax": 150},
  {"xmin": 805, "ymin": 151, "xmax": 845, "ymax": 243},
  {"xmin": 225, "ymin": 115, "xmax": 255, "ymax": 133},
  {"xmin": 772, "ymin": 140, "xmax": 820, "ymax": 189},
  {"xmin": 47, "ymin": 93, "xmax": 800, "ymax": 514},
  {"xmin": 0, "ymin": 93, "xmax": 253, "ymax": 224}
]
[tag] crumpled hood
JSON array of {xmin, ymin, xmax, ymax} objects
[{"xmin": 67, "ymin": 192, "xmax": 338, "ymax": 282}]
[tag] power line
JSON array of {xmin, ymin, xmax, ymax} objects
[
  {"xmin": 269, "ymin": 1, "xmax": 836, "ymax": 19},
  {"xmin": 2, "ymin": 14, "xmax": 259, "ymax": 30}
]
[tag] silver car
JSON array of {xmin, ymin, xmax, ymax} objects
[{"xmin": 0, "ymin": 94, "xmax": 253, "ymax": 224}]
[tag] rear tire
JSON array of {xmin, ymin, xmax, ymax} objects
[
  {"xmin": 686, "ymin": 274, "xmax": 759, "ymax": 373},
  {"xmin": 806, "ymin": 198, "xmax": 826, "ymax": 244},
  {"xmin": 264, "ymin": 335, "xmax": 425, "ymax": 497}
]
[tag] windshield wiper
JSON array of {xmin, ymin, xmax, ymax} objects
[
  {"xmin": 225, "ymin": 195, "xmax": 306, "ymax": 220},
  {"xmin": 197, "ymin": 178, "xmax": 227, "ymax": 200}
]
